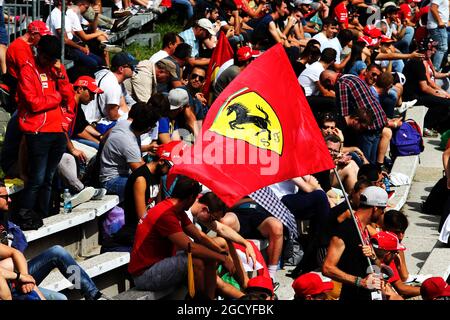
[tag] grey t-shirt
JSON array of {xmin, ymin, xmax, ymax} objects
[{"xmin": 99, "ymin": 120, "xmax": 142, "ymax": 183}]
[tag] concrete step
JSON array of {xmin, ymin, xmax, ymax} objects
[
  {"xmin": 39, "ymin": 251, "xmax": 130, "ymax": 292},
  {"xmin": 23, "ymin": 195, "xmax": 119, "ymax": 243},
  {"xmin": 114, "ymin": 286, "xmax": 187, "ymax": 300},
  {"xmin": 418, "ymin": 246, "xmax": 450, "ymax": 278}
]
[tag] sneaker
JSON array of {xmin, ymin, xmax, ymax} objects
[
  {"xmin": 397, "ymin": 99, "xmax": 417, "ymax": 114},
  {"xmin": 70, "ymin": 187, "xmax": 96, "ymax": 208},
  {"xmin": 13, "ymin": 208, "xmax": 43, "ymax": 231},
  {"xmin": 100, "ymin": 43, "xmax": 123, "ymax": 53},
  {"xmin": 113, "ymin": 8, "xmax": 132, "ymax": 18},
  {"xmin": 111, "ymin": 15, "xmax": 131, "ymax": 32},
  {"xmin": 423, "ymin": 128, "xmax": 439, "ymax": 137},
  {"xmin": 92, "ymin": 188, "xmax": 107, "ymax": 200}
]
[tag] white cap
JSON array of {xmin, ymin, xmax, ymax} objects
[
  {"xmin": 360, "ymin": 186, "xmax": 388, "ymax": 207},
  {"xmin": 197, "ymin": 18, "xmax": 216, "ymax": 36},
  {"xmin": 295, "ymin": 0, "xmax": 313, "ymax": 5},
  {"xmin": 168, "ymin": 88, "xmax": 189, "ymax": 110}
]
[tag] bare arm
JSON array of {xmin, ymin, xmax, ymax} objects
[{"xmin": 133, "ymin": 177, "xmax": 148, "ymax": 220}]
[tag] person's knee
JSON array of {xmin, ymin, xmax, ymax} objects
[
  {"xmin": 48, "ymin": 245, "xmax": 68, "ymax": 258},
  {"xmin": 266, "ymin": 219, "xmax": 283, "ymax": 238},
  {"xmin": 382, "ymin": 127, "xmax": 392, "ymax": 139}
]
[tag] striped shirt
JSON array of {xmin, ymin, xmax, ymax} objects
[{"xmin": 336, "ymin": 74, "xmax": 387, "ymax": 131}]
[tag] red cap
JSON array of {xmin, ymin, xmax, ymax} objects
[
  {"xmin": 27, "ymin": 20, "xmax": 52, "ymax": 36},
  {"xmin": 358, "ymin": 35, "xmax": 377, "ymax": 47},
  {"xmin": 247, "ymin": 276, "xmax": 274, "ymax": 295},
  {"xmin": 371, "ymin": 231, "xmax": 406, "ymax": 251},
  {"xmin": 421, "ymin": 277, "xmax": 450, "ymax": 300},
  {"xmin": 363, "ymin": 25, "xmax": 382, "ymax": 38},
  {"xmin": 156, "ymin": 141, "xmax": 184, "ymax": 167},
  {"xmin": 292, "ymin": 273, "xmax": 334, "ymax": 297},
  {"xmin": 380, "ymin": 35, "xmax": 395, "ymax": 44},
  {"xmin": 406, "ymin": 0, "xmax": 421, "ymax": 3},
  {"xmin": 73, "ymin": 76, "xmax": 104, "ymax": 93},
  {"xmin": 236, "ymin": 46, "xmax": 261, "ymax": 62}
]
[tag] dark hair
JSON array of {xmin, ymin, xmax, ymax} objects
[
  {"xmin": 376, "ymin": 72, "xmax": 394, "ymax": 90},
  {"xmin": 0, "ymin": 179, "xmax": 5, "ymax": 188},
  {"xmin": 37, "ymin": 35, "xmax": 61, "ymax": 60},
  {"xmin": 320, "ymin": 48, "xmax": 337, "ymax": 64},
  {"xmin": 147, "ymin": 93, "xmax": 170, "ymax": 117},
  {"xmin": 162, "ymin": 32, "xmax": 182, "ymax": 49},
  {"xmin": 337, "ymin": 29, "xmax": 354, "ymax": 47},
  {"xmin": 357, "ymin": 164, "xmax": 381, "ymax": 182},
  {"xmin": 345, "ymin": 42, "xmax": 365, "ymax": 73},
  {"xmin": 173, "ymin": 43, "xmax": 192, "ymax": 60},
  {"xmin": 322, "ymin": 17, "xmax": 339, "ymax": 28},
  {"xmin": 198, "ymin": 192, "xmax": 228, "ymax": 215},
  {"xmin": 271, "ymin": 0, "xmax": 285, "ymax": 12},
  {"xmin": 349, "ymin": 108, "xmax": 373, "ymax": 127},
  {"xmin": 130, "ymin": 102, "xmax": 160, "ymax": 133},
  {"xmin": 353, "ymin": 177, "xmax": 372, "ymax": 193},
  {"xmin": 383, "ymin": 210, "xmax": 409, "ymax": 233},
  {"xmin": 221, "ymin": 0, "xmax": 237, "ymax": 12},
  {"xmin": 367, "ymin": 63, "xmax": 382, "ymax": 73},
  {"xmin": 300, "ymin": 45, "xmax": 321, "ymax": 62},
  {"xmin": 319, "ymin": 112, "xmax": 337, "ymax": 126},
  {"xmin": 305, "ymin": 39, "xmax": 321, "ymax": 49},
  {"xmin": 324, "ymin": 134, "xmax": 342, "ymax": 144},
  {"xmin": 171, "ymin": 175, "xmax": 202, "ymax": 200}
]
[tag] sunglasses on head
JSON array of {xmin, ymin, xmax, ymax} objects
[{"xmin": 190, "ymin": 73, "xmax": 205, "ymax": 82}]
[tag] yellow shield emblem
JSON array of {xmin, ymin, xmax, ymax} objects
[{"xmin": 209, "ymin": 88, "xmax": 283, "ymax": 155}]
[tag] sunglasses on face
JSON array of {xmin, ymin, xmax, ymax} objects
[
  {"xmin": 370, "ymin": 72, "xmax": 380, "ymax": 78},
  {"xmin": 190, "ymin": 73, "xmax": 205, "ymax": 82},
  {"xmin": 0, "ymin": 194, "xmax": 10, "ymax": 201},
  {"xmin": 322, "ymin": 125, "xmax": 335, "ymax": 130},
  {"xmin": 328, "ymin": 148, "xmax": 340, "ymax": 156}
]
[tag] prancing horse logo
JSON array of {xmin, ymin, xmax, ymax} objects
[
  {"xmin": 209, "ymin": 88, "xmax": 283, "ymax": 155},
  {"xmin": 227, "ymin": 103, "xmax": 272, "ymax": 141}
]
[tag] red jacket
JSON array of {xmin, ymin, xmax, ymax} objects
[{"xmin": 16, "ymin": 59, "xmax": 74, "ymax": 133}]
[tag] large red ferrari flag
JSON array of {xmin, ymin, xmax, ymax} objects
[{"xmin": 172, "ymin": 44, "xmax": 334, "ymax": 207}]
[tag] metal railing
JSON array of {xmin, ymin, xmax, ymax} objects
[{"xmin": 3, "ymin": 1, "xmax": 64, "ymax": 61}]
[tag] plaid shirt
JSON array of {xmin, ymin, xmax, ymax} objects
[{"xmin": 336, "ymin": 74, "xmax": 387, "ymax": 131}]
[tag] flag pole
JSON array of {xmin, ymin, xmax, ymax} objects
[
  {"xmin": 187, "ymin": 242, "xmax": 195, "ymax": 299},
  {"xmin": 332, "ymin": 167, "xmax": 375, "ymax": 273}
]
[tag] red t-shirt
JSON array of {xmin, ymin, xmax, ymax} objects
[
  {"xmin": 334, "ymin": 2, "xmax": 348, "ymax": 28},
  {"xmin": 399, "ymin": 4, "xmax": 412, "ymax": 21},
  {"xmin": 387, "ymin": 260, "xmax": 401, "ymax": 284},
  {"xmin": 6, "ymin": 37, "xmax": 34, "ymax": 79},
  {"xmin": 128, "ymin": 199, "xmax": 192, "ymax": 276}
]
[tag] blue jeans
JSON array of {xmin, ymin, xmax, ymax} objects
[
  {"xmin": 73, "ymin": 138, "xmax": 99, "ymax": 150},
  {"xmin": 67, "ymin": 47, "xmax": 104, "ymax": 69},
  {"xmin": 28, "ymin": 245, "xmax": 100, "ymax": 300},
  {"xmin": 20, "ymin": 133, "xmax": 66, "ymax": 216},
  {"xmin": 394, "ymin": 26, "xmax": 414, "ymax": 54},
  {"xmin": 359, "ymin": 131, "xmax": 381, "ymax": 165},
  {"xmin": 171, "ymin": 0, "xmax": 194, "ymax": 19},
  {"xmin": 429, "ymin": 27, "xmax": 448, "ymax": 71},
  {"xmin": 391, "ymin": 59, "xmax": 404, "ymax": 73},
  {"xmin": 103, "ymin": 175, "xmax": 128, "ymax": 203},
  {"xmin": 39, "ymin": 287, "xmax": 68, "ymax": 300}
]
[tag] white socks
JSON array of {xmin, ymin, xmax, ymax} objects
[{"xmin": 268, "ymin": 264, "xmax": 278, "ymax": 282}]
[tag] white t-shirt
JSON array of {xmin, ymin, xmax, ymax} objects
[
  {"xmin": 427, "ymin": 0, "xmax": 449, "ymax": 29},
  {"xmin": 298, "ymin": 61, "xmax": 324, "ymax": 96},
  {"xmin": 312, "ymin": 32, "xmax": 341, "ymax": 63},
  {"xmin": 269, "ymin": 180, "xmax": 298, "ymax": 199},
  {"xmin": 149, "ymin": 50, "xmax": 169, "ymax": 64},
  {"xmin": 46, "ymin": 7, "xmax": 82, "ymax": 40},
  {"xmin": 82, "ymin": 69, "xmax": 122, "ymax": 123}
]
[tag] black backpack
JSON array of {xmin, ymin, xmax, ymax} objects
[
  {"xmin": 0, "ymin": 73, "xmax": 18, "ymax": 114},
  {"xmin": 422, "ymin": 176, "xmax": 449, "ymax": 215}
]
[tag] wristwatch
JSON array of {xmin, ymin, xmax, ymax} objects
[{"xmin": 15, "ymin": 271, "xmax": 20, "ymax": 281}]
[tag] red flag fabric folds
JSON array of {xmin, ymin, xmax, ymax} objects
[
  {"xmin": 172, "ymin": 44, "xmax": 334, "ymax": 207},
  {"xmin": 202, "ymin": 31, "xmax": 234, "ymax": 99}
]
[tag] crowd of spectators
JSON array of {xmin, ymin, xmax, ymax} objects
[{"xmin": 0, "ymin": 0, "xmax": 449, "ymax": 301}]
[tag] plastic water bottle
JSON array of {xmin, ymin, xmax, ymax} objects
[
  {"xmin": 383, "ymin": 177, "xmax": 391, "ymax": 192},
  {"xmin": 63, "ymin": 189, "xmax": 72, "ymax": 214}
]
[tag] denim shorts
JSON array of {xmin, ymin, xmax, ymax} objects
[{"xmin": 133, "ymin": 250, "xmax": 188, "ymax": 291}]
